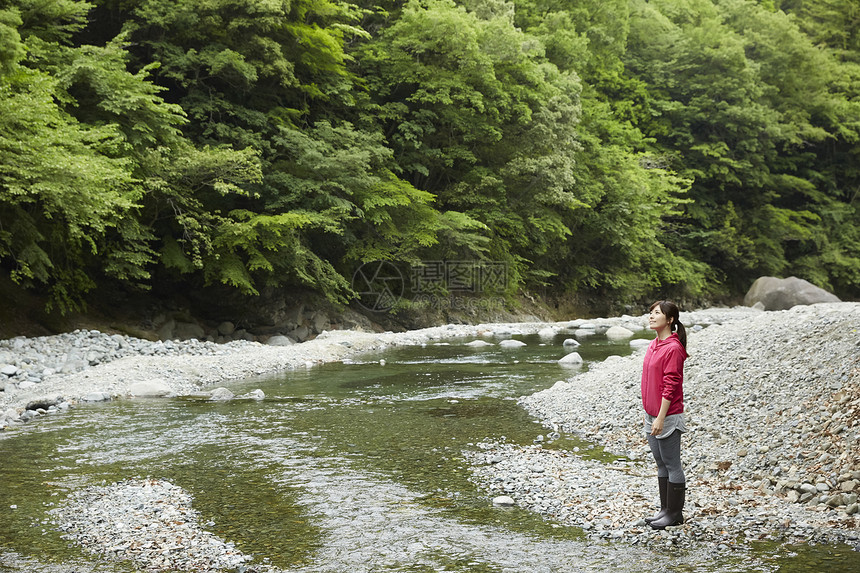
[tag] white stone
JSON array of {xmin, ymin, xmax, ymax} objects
[
  {"xmin": 605, "ymin": 326, "xmax": 635, "ymax": 340},
  {"xmin": 499, "ymin": 339, "xmax": 526, "ymax": 348},
  {"xmin": 240, "ymin": 389, "xmax": 265, "ymax": 400},
  {"xmin": 537, "ymin": 328, "xmax": 557, "ymax": 338},
  {"xmin": 558, "ymin": 352, "xmax": 583, "ymax": 365},
  {"xmin": 128, "ymin": 379, "xmax": 172, "ymax": 397},
  {"xmin": 492, "ymin": 495, "xmax": 516, "ymax": 507},
  {"xmin": 562, "ymin": 338, "xmax": 580, "ymax": 347},
  {"xmin": 465, "ymin": 340, "xmax": 494, "ymax": 347},
  {"xmin": 1, "ymin": 364, "xmax": 18, "ymax": 376},
  {"xmin": 209, "ymin": 387, "xmax": 234, "ymax": 401}
]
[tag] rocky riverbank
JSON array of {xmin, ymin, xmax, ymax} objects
[
  {"xmin": 0, "ymin": 327, "xmax": 399, "ymax": 427},
  {"xmin": 2, "ymin": 303, "xmax": 858, "ymax": 571},
  {"xmin": 0, "ymin": 314, "xmax": 631, "ymax": 428},
  {"xmin": 466, "ymin": 302, "xmax": 860, "ymax": 550}
]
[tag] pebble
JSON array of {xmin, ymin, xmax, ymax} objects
[{"xmin": 0, "ymin": 330, "xmax": 270, "ymax": 427}]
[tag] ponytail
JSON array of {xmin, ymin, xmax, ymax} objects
[{"xmin": 673, "ymin": 320, "xmax": 687, "ymax": 349}]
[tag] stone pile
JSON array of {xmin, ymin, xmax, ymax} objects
[
  {"xmin": 0, "ymin": 330, "xmax": 263, "ymax": 428},
  {"xmin": 48, "ymin": 479, "xmax": 280, "ymax": 572},
  {"xmin": 0, "ymin": 329, "xmax": 262, "ymax": 381},
  {"xmin": 466, "ymin": 302, "xmax": 860, "ymax": 549}
]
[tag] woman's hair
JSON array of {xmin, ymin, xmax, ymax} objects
[{"xmin": 649, "ymin": 300, "xmax": 687, "ymax": 348}]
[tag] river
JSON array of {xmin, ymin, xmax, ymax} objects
[{"xmin": 1, "ymin": 331, "xmax": 857, "ymax": 571}]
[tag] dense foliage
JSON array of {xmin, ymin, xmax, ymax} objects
[{"xmin": 1, "ymin": 0, "xmax": 857, "ymax": 313}]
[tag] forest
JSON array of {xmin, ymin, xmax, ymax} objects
[{"xmin": 1, "ymin": 0, "xmax": 858, "ymax": 316}]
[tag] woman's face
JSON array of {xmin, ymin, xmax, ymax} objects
[{"xmin": 649, "ymin": 305, "xmax": 672, "ymax": 332}]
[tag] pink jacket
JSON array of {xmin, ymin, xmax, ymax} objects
[{"xmin": 641, "ymin": 333, "xmax": 688, "ymax": 417}]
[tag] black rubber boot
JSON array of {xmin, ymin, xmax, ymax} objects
[
  {"xmin": 644, "ymin": 477, "xmax": 668, "ymax": 524},
  {"xmin": 649, "ymin": 482, "xmax": 685, "ymax": 529}
]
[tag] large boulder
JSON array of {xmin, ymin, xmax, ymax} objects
[
  {"xmin": 173, "ymin": 321, "xmax": 205, "ymax": 341},
  {"xmin": 156, "ymin": 318, "xmax": 176, "ymax": 341},
  {"xmin": 744, "ymin": 276, "xmax": 840, "ymax": 311},
  {"xmin": 288, "ymin": 325, "xmax": 310, "ymax": 342},
  {"xmin": 217, "ymin": 321, "xmax": 236, "ymax": 336},
  {"xmin": 265, "ymin": 335, "xmax": 294, "ymax": 347},
  {"xmin": 310, "ymin": 311, "xmax": 329, "ymax": 334}
]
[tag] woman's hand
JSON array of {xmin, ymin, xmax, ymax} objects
[{"xmin": 650, "ymin": 398, "xmax": 672, "ymax": 435}]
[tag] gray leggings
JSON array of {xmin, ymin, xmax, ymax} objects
[{"xmin": 647, "ymin": 429, "xmax": 685, "ymax": 483}]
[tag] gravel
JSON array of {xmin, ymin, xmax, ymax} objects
[
  {"xmin": 48, "ymin": 479, "xmax": 268, "ymax": 572},
  {"xmin": 465, "ymin": 302, "xmax": 860, "ymax": 550}
]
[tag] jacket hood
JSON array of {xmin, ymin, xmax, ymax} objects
[{"xmin": 653, "ymin": 332, "xmax": 689, "ymax": 358}]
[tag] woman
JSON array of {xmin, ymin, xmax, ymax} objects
[{"xmin": 641, "ymin": 300, "xmax": 689, "ymax": 529}]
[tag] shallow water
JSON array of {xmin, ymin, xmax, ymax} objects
[{"xmin": 0, "ymin": 332, "xmax": 857, "ymax": 571}]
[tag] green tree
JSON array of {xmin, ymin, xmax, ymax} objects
[
  {"xmin": 774, "ymin": 0, "xmax": 860, "ymax": 296},
  {"xmin": 625, "ymin": 0, "xmax": 859, "ymax": 293},
  {"xmin": 359, "ymin": 0, "xmax": 585, "ymax": 288},
  {"xmin": 102, "ymin": 0, "xmax": 450, "ymax": 301},
  {"xmin": 510, "ymin": 0, "xmax": 708, "ymax": 299},
  {"xmin": 1, "ymin": 0, "xmax": 265, "ymax": 310},
  {"xmin": 0, "ymin": 3, "xmax": 141, "ymax": 312}
]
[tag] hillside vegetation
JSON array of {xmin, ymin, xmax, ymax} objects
[{"xmin": 1, "ymin": 0, "xmax": 858, "ymax": 317}]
